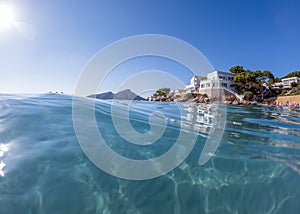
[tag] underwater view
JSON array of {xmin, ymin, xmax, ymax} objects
[{"xmin": 0, "ymin": 94, "xmax": 299, "ymax": 213}]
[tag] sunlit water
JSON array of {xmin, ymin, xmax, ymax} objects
[{"xmin": 0, "ymin": 94, "xmax": 300, "ymax": 214}]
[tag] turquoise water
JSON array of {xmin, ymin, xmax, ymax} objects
[{"xmin": 0, "ymin": 94, "xmax": 300, "ymax": 213}]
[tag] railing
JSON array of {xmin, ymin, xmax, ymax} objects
[{"xmin": 220, "ymin": 87, "xmax": 244, "ymax": 101}]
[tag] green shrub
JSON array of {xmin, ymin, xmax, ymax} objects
[
  {"xmin": 291, "ymin": 82, "xmax": 298, "ymax": 88},
  {"xmin": 184, "ymin": 93, "xmax": 194, "ymax": 99},
  {"xmin": 156, "ymin": 88, "xmax": 170, "ymax": 96},
  {"xmin": 243, "ymin": 91, "xmax": 254, "ymax": 101}
]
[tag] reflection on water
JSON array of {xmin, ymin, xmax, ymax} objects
[
  {"xmin": 0, "ymin": 161, "xmax": 5, "ymax": 177},
  {"xmin": 0, "ymin": 94, "xmax": 299, "ymax": 213},
  {"xmin": 182, "ymin": 103, "xmax": 213, "ymax": 134},
  {"xmin": 0, "ymin": 143, "xmax": 9, "ymax": 176}
]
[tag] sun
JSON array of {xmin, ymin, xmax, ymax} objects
[{"xmin": 0, "ymin": 3, "xmax": 15, "ymax": 31}]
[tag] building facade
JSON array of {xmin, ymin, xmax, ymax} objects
[
  {"xmin": 199, "ymin": 71, "xmax": 235, "ymax": 91},
  {"xmin": 281, "ymin": 77, "xmax": 300, "ymax": 89},
  {"xmin": 185, "ymin": 75, "xmax": 202, "ymax": 92}
]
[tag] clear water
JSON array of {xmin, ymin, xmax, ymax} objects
[{"xmin": 0, "ymin": 94, "xmax": 300, "ymax": 214}]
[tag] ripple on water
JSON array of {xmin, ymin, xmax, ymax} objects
[{"xmin": 0, "ymin": 94, "xmax": 299, "ymax": 213}]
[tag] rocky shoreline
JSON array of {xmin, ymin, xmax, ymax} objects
[{"xmin": 148, "ymin": 92, "xmax": 258, "ymax": 105}]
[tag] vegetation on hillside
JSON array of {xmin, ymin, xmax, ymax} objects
[
  {"xmin": 230, "ymin": 66, "xmax": 300, "ymax": 100},
  {"xmin": 229, "ymin": 65, "xmax": 275, "ymax": 100},
  {"xmin": 156, "ymin": 88, "xmax": 170, "ymax": 96},
  {"xmin": 291, "ymin": 82, "xmax": 298, "ymax": 88},
  {"xmin": 282, "ymin": 71, "xmax": 300, "ymax": 79}
]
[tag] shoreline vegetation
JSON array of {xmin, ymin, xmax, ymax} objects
[{"xmin": 148, "ymin": 66, "xmax": 300, "ymax": 106}]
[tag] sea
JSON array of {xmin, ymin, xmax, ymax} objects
[{"xmin": 0, "ymin": 93, "xmax": 299, "ymax": 214}]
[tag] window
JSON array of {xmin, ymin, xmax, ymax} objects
[
  {"xmin": 219, "ymin": 75, "xmax": 227, "ymax": 80},
  {"xmin": 283, "ymin": 80, "xmax": 289, "ymax": 85}
]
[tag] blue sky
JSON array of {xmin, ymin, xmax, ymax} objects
[{"xmin": 0, "ymin": 0, "xmax": 299, "ymax": 95}]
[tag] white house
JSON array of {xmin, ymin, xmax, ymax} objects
[
  {"xmin": 197, "ymin": 71, "xmax": 245, "ymax": 100},
  {"xmin": 281, "ymin": 77, "xmax": 300, "ymax": 89},
  {"xmin": 271, "ymin": 82, "xmax": 283, "ymax": 89},
  {"xmin": 185, "ymin": 75, "xmax": 202, "ymax": 92},
  {"xmin": 199, "ymin": 71, "xmax": 235, "ymax": 91}
]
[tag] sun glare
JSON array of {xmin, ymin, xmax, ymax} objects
[{"xmin": 0, "ymin": 3, "xmax": 15, "ymax": 31}]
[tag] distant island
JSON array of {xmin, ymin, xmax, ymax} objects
[{"xmin": 88, "ymin": 89, "xmax": 145, "ymax": 101}]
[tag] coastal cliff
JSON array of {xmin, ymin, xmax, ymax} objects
[{"xmin": 148, "ymin": 88, "xmax": 258, "ymax": 105}]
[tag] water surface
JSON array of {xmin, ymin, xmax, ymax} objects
[{"xmin": 0, "ymin": 94, "xmax": 299, "ymax": 213}]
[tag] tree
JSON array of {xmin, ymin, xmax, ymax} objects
[
  {"xmin": 156, "ymin": 88, "xmax": 170, "ymax": 96},
  {"xmin": 230, "ymin": 65, "xmax": 244, "ymax": 74},
  {"xmin": 259, "ymin": 70, "xmax": 275, "ymax": 85},
  {"xmin": 274, "ymin": 77, "xmax": 281, "ymax": 82},
  {"xmin": 253, "ymin": 70, "xmax": 262, "ymax": 82},
  {"xmin": 268, "ymin": 73, "xmax": 275, "ymax": 85},
  {"xmin": 184, "ymin": 93, "xmax": 194, "ymax": 99},
  {"xmin": 282, "ymin": 71, "xmax": 300, "ymax": 79},
  {"xmin": 291, "ymin": 82, "xmax": 298, "ymax": 88},
  {"xmin": 229, "ymin": 66, "xmax": 275, "ymax": 100},
  {"xmin": 243, "ymin": 91, "xmax": 254, "ymax": 101}
]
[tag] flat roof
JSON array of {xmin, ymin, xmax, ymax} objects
[
  {"xmin": 282, "ymin": 76, "xmax": 300, "ymax": 81},
  {"xmin": 208, "ymin": 70, "xmax": 234, "ymax": 75}
]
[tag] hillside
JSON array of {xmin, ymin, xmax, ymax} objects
[{"xmin": 282, "ymin": 71, "xmax": 300, "ymax": 79}]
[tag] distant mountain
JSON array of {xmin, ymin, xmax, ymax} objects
[
  {"xmin": 113, "ymin": 89, "xmax": 145, "ymax": 100},
  {"xmin": 87, "ymin": 91, "xmax": 114, "ymax": 99},
  {"xmin": 87, "ymin": 89, "xmax": 145, "ymax": 100}
]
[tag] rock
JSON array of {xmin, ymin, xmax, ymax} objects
[
  {"xmin": 241, "ymin": 100, "xmax": 248, "ymax": 105},
  {"xmin": 232, "ymin": 100, "xmax": 240, "ymax": 105},
  {"xmin": 225, "ymin": 95, "xmax": 237, "ymax": 102},
  {"xmin": 204, "ymin": 97, "xmax": 210, "ymax": 104},
  {"xmin": 223, "ymin": 100, "xmax": 233, "ymax": 104},
  {"xmin": 249, "ymin": 101, "xmax": 257, "ymax": 105}
]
